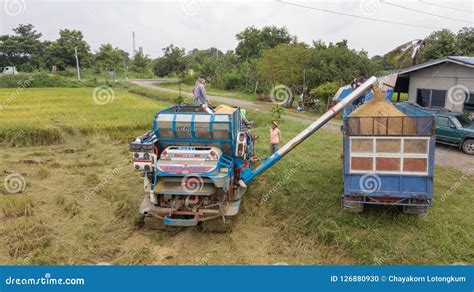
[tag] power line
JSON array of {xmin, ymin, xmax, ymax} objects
[
  {"xmin": 381, "ymin": 0, "xmax": 474, "ymax": 24},
  {"xmin": 420, "ymin": 0, "xmax": 474, "ymax": 14},
  {"xmin": 277, "ymin": 0, "xmax": 441, "ymax": 30}
]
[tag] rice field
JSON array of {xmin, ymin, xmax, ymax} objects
[
  {"xmin": 0, "ymin": 86, "xmax": 472, "ymax": 265},
  {"xmin": 0, "ymin": 87, "xmax": 168, "ymax": 146}
]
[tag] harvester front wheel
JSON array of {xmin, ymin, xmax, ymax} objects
[{"xmin": 200, "ymin": 217, "xmax": 234, "ymax": 233}]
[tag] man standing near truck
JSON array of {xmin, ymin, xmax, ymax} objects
[
  {"xmin": 270, "ymin": 121, "xmax": 281, "ymax": 154},
  {"xmin": 193, "ymin": 77, "xmax": 213, "ymax": 114}
]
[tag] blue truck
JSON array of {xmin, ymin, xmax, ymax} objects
[{"xmin": 340, "ymin": 89, "xmax": 435, "ymax": 214}]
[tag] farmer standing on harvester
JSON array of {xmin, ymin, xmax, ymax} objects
[{"xmin": 192, "ymin": 77, "xmax": 213, "ymax": 114}]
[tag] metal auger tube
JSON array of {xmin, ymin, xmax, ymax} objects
[{"xmin": 239, "ymin": 76, "xmax": 378, "ymax": 186}]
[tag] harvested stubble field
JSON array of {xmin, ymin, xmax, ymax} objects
[{"xmin": 0, "ymin": 87, "xmax": 472, "ymax": 265}]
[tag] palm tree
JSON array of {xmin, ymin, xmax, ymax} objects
[{"xmin": 386, "ymin": 39, "xmax": 426, "ymax": 69}]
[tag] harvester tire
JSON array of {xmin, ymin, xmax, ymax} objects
[{"xmin": 200, "ymin": 217, "xmax": 234, "ymax": 233}]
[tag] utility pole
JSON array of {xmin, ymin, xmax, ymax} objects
[
  {"xmin": 123, "ymin": 54, "xmax": 128, "ymax": 81},
  {"xmin": 132, "ymin": 31, "xmax": 136, "ymax": 55},
  {"xmin": 74, "ymin": 47, "xmax": 81, "ymax": 80}
]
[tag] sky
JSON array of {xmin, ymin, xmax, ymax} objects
[{"xmin": 0, "ymin": 0, "xmax": 473, "ymax": 58}]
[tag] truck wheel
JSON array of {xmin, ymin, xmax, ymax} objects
[
  {"xmin": 461, "ymin": 139, "xmax": 474, "ymax": 155},
  {"xmin": 143, "ymin": 215, "xmax": 168, "ymax": 230},
  {"xmin": 200, "ymin": 217, "xmax": 234, "ymax": 233}
]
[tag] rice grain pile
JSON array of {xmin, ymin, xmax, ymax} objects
[
  {"xmin": 213, "ymin": 105, "xmax": 237, "ymax": 114},
  {"xmin": 349, "ymin": 88, "xmax": 416, "ymax": 135}
]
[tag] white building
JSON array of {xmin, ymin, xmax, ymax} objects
[{"xmin": 394, "ymin": 56, "xmax": 474, "ymax": 113}]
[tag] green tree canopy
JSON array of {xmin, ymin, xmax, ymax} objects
[
  {"xmin": 153, "ymin": 44, "xmax": 186, "ymax": 76},
  {"xmin": 95, "ymin": 43, "xmax": 128, "ymax": 72},
  {"xmin": 257, "ymin": 43, "xmax": 310, "ymax": 87},
  {"xmin": 422, "ymin": 29, "xmax": 461, "ymax": 61},
  {"xmin": 456, "ymin": 27, "xmax": 474, "ymax": 56},
  {"xmin": 130, "ymin": 49, "xmax": 151, "ymax": 73},
  {"xmin": 45, "ymin": 29, "xmax": 91, "ymax": 70},
  {"xmin": 235, "ymin": 26, "xmax": 295, "ymax": 60},
  {"xmin": 0, "ymin": 24, "xmax": 45, "ymax": 71}
]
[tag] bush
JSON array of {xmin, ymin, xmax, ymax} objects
[
  {"xmin": 222, "ymin": 71, "xmax": 244, "ymax": 90},
  {"xmin": 309, "ymin": 81, "xmax": 341, "ymax": 103}
]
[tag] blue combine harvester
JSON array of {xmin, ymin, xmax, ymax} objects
[
  {"xmin": 339, "ymin": 88, "xmax": 435, "ymax": 214},
  {"xmin": 131, "ymin": 77, "xmax": 430, "ymax": 232}
]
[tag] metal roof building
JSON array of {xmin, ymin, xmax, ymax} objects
[{"xmin": 394, "ymin": 56, "xmax": 474, "ymax": 113}]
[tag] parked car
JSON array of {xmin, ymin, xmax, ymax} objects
[
  {"xmin": 427, "ymin": 110, "xmax": 474, "ymax": 154},
  {"xmin": 2, "ymin": 66, "xmax": 18, "ymax": 75}
]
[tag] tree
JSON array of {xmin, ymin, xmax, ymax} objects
[
  {"xmin": 153, "ymin": 44, "xmax": 186, "ymax": 76},
  {"xmin": 95, "ymin": 43, "xmax": 128, "ymax": 72},
  {"xmin": 0, "ymin": 24, "xmax": 45, "ymax": 71},
  {"xmin": 45, "ymin": 29, "xmax": 91, "ymax": 70},
  {"xmin": 130, "ymin": 48, "xmax": 151, "ymax": 73},
  {"xmin": 385, "ymin": 28, "xmax": 472, "ymax": 69},
  {"xmin": 257, "ymin": 43, "xmax": 310, "ymax": 87},
  {"xmin": 235, "ymin": 26, "xmax": 295, "ymax": 60},
  {"xmin": 371, "ymin": 55, "xmax": 395, "ymax": 71},
  {"xmin": 305, "ymin": 40, "xmax": 378, "ymax": 89},
  {"xmin": 422, "ymin": 29, "xmax": 461, "ymax": 61},
  {"xmin": 456, "ymin": 27, "xmax": 474, "ymax": 56}
]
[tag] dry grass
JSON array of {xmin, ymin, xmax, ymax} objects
[
  {"xmin": 0, "ymin": 195, "xmax": 34, "ymax": 218},
  {"xmin": 2, "ymin": 218, "xmax": 51, "ymax": 257}
]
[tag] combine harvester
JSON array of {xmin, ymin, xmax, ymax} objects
[{"xmin": 130, "ymin": 76, "xmax": 433, "ymax": 231}]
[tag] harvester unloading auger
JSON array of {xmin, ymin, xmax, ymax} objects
[{"xmin": 131, "ymin": 77, "xmax": 378, "ymax": 232}]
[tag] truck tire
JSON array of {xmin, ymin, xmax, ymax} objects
[
  {"xmin": 200, "ymin": 217, "xmax": 234, "ymax": 233},
  {"xmin": 143, "ymin": 215, "xmax": 168, "ymax": 230},
  {"xmin": 461, "ymin": 139, "xmax": 474, "ymax": 155}
]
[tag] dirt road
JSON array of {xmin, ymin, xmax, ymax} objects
[{"xmin": 130, "ymin": 80, "xmax": 473, "ymax": 172}]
